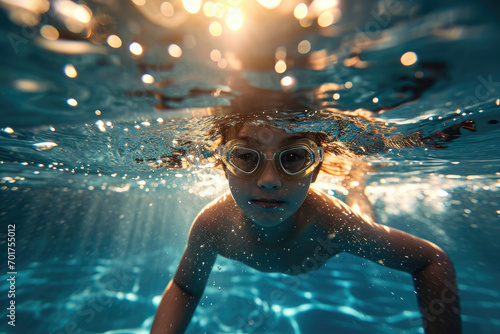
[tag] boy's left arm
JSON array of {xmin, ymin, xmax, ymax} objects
[{"xmin": 339, "ymin": 213, "xmax": 461, "ymax": 334}]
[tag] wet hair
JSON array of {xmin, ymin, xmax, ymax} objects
[
  {"xmin": 207, "ymin": 111, "xmax": 359, "ymax": 177},
  {"xmin": 150, "ymin": 83, "xmax": 424, "ymax": 176}
]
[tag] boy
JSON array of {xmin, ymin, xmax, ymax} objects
[{"xmin": 151, "ymin": 121, "xmax": 461, "ymax": 333}]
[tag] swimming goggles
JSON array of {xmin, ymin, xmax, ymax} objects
[{"xmin": 217, "ymin": 138, "xmax": 324, "ymax": 181}]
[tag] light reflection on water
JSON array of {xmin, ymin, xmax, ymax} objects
[{"xmin": 1, "ymin": 0, "xmax": 500, "ymax": 333}]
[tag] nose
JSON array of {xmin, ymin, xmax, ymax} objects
[{"xmin": 256, "ymin": 160, "xmax": 282, "ymax": 189}]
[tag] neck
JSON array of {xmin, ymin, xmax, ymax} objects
[{"xmin": 246, "ymin": 208, "xmax": 305, "ymax": 242}]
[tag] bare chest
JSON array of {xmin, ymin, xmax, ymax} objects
[{"xmin": 216, "ymin": 227, "xmax": 341, "ymax": 275}]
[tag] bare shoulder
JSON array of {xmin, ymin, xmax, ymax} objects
[
  {"xmin": 308, "ymin": 187, "xmax": 352, "ymax": 210},
  {"xmin": 304, "ymin": 188, "xmax": 387, "ymax": 249},
  {"xmin": 305, "ymin": 187, "xmax": 360, "ymax": 229},
  {"xmin": 194, "ymin": 191, "xmax": 237, "ymax": 225},
  {"xmin": 188, "ymin": 191, "xmax": 238, "ymax": 246},
  {"xmin": 306, "ymin": 187, "xmax": 391, "ymax": 238}
]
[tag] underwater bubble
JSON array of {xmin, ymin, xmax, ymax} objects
[
  {"xmin": 67, "ymin": 98, "xmax": 78, "ymax": 107},
  {"xmin": 106, "ymin": 34, "xmax": 122, "ymax": 48},
  {"xmin": 32, "ymin": 142, "xmax": 58, "ymax": 151},
  {"xmin": 64, "ymin": 64, "xmax": 77, "ymax": 78}
]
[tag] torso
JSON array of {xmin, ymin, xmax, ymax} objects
[{"xmin": 207, "ymin": 189, "xmax": 346, "ymax": 275}]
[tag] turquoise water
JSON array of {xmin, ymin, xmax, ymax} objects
[{"xmin": 1, "ymin": 0, "xmax": 500, "ymax": 333}]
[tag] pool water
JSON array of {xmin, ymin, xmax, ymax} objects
[{"xmin": 1, "ymin": 0, "xmax": 499, "ymax": 333}]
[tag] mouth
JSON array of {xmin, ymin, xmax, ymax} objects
[{"xmin": 249, "ymin": 198, "xmax": 286, "ymax": 209}]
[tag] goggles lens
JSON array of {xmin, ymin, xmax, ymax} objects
[
  {"xmin": 220, "ymin": 139, "xmax": 323, "ymax": 180},
  {"xmin": 279, "ymin": 147, "xmax": 314, "ymax": 174},
  {"xmin": 229, "ymin": 147, "xmax": 260, "ymax": 173}
]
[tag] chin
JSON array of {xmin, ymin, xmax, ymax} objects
[
  {"xmin": 247, "ymin": 211, "xmax": 292, "ymax": 228},
  {"xmin": 251, "ymin": 219, "xmax": 283, "ymax": 228}
]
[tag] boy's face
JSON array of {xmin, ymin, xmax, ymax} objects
[{"xmin": 224, "ymin": 125, "xmax": 320, "ymax": 227}]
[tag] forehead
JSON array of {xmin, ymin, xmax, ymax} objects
[{"xmin": 237, "ymin": 125, "xmax": 305, "ymax": 145}]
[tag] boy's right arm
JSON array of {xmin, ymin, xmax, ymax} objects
[
  {"xmin": 150, "ymin": 279, "xmax": 201, "ymax": 333},
  {"xmin": 151, "ymin": 214, "xmax": 218, "ymax": 333}
]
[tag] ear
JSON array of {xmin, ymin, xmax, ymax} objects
[{"xmin": 311, "ymin": 162, "xmax": 322, "ymax": 183}]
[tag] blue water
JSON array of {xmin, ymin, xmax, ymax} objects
[{"xmin": 1, "ymin": 0, "xmax": 500, "ymax": 333}]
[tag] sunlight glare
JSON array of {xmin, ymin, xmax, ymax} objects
[
  {"xmin": 218, "ymin": 59, "xmax": 227, "ymax": 69},
  {"xmin": 294, "ymin": 3, "xmax": 308, "ymax": 19},
  {"xmin": 225, "ymin": 6, "xmax": 243, "ymax": 31},
  {"xmin": 401, "ymin": 51, "xmax": 418, "ymax": 66},
  {"xmin": 168, "ymin": 44, "xmax": 182, "ymax": 58},
  {"xmin": 182, "ymin": 0, "xmax": 202, "ymax": 14},
  {"xmin": 141, "ymin": 74, "xmax": 155, "ymax": 84},
  {"xmin": 209, "ymin": 21, "xmax": 223, "ymax": 36},
  {"xmin": 203, "ymin": 1, "xmax": 216, "ymax": 17},
  {"xmin": 67, "ymin": 98, "xmax": 78, "ymax": 107},
  {"xmin": 13, "ymin": 80, "xmax": 43, "ymax": 92},
  {"xmin": 107, "ymin": 34, "xmax": 122, "ymax": 48},
  {"xmin": 129, "ymin": 42, "xmax": 143, "ymax": 55},
  {"xmin": 297, "ymin": 40, "xmax": 311, "ymax": 54},
  {"xmin": 210, "ymin": 49, "xmax": 222, "ymax": 61},
  {"xmin": 257, "ymin": 0, "xmax": 281, "ymax": 9},
  {"xmin": 74, "ymin": 5, "xmax": 92, "ymax": 23},
  {"xmin": 214, "ymin": 3, "xmax": 225, "ymax": 18},
  {"xmin": 275, "ymin": 60, "xmax": 286, "ymax": 73},
  {"xmin": 280, "ymin": 75, "xmax": 294, "ymax": 87},
  {"xmin": 275, "ymin": 46, "xmax": 286, "ymax": 60},
  {"xmin": 54, "ymin": 1, "xmax": 92, "ymax": 23},
  {"xmin": 311, "ymin": 0, "xmax": 338, "ymax": 13},
  {"xmin": 40, "ymin": 25, "xmax": 59, "ymax": 40},
  {"xmin": 318, "ymin": 8, "xmax": 341, "ymax": 27},
  {"xmin": 161, "ymin": 2, "xmax": 175, "ymax": 16},
  {"xmin": 64, "ymin": 64, "xmax": 77, "ymax": 78}
]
